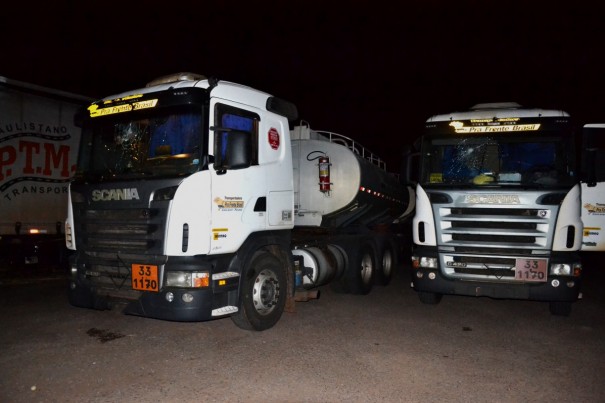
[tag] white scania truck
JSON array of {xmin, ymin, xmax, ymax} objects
[
  {"xmin": 405, "ymin": 102, "xmax": 605, "ymax": 316},
  {"xmin": 0, "ymin": 76, "xmax": 90, "ymax": 269},
  {"xmin": 67, "ymin": 73, "xmax": 414, "ymax": 330}
]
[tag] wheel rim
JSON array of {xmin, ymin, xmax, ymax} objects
[
  {"xmin": 360, "ymin": 252, "xmax": 373, "ymax": 285},
  {"xmin": 252, "ymin": 268, "xmax": 280, "ymax": 315}
]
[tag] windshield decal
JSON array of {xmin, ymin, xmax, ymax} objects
[
  {"xmin": 450, "ymin": 120, "xmax": 541, "ymax": 133},
  {"xmin": 89, "ymin": 99, "xmax": 158, "ymax": 117}
]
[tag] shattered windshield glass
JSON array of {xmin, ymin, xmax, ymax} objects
[
  {"xmin": 77, "ymin": 105, "xmax": 204, "ymax": 179},
  {"xmin": 421, "ymin": 134, "xmax": 576, "ymax": 187}
]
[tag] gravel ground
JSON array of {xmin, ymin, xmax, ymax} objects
[{"xmin": 0, "ymin": 254, "xmax": 604, "ymax": 403}]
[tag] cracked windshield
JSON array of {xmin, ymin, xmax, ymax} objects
[
  {"xmin": 78, "ymin": 107, "xmax": 203, "ymax": 179},
  {"xmin": 422, "ymin": 135, "xmax": 575, "ymax": 187}
]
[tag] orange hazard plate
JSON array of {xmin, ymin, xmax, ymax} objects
[{"xmin": 131, "ymin": 264, "xmax": 159, "ymax": 292}]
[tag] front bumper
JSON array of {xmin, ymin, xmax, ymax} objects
[
  {"xmin": 67, "ymin": 253, "xmax": 240, "ymax": 322},
  {"xmin": 411, "ymin": 247, "xmax": 582, "ymax": 302},
  {"xmin": 411, "ymin": 268, "xmax": 581, "ymax": 301}
]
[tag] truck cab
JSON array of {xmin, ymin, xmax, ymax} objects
[
  {"xmin": 67, "ymin": 73, "xmax": 410, "ymax": 330},
  {"xmin": 404, "ymin": 102, "xmax": 604, "ymax": 315}
]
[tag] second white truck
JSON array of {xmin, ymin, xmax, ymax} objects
[
  {"xmin": 67, "ymin": 73, "xmax": 414, "ymax": 330},
  {"xmin": 404, "ymin": 102, "xmax": 605, "ymax": 316}
]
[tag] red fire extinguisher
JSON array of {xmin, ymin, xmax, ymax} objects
[{"xmin": 318, "ymin": 156, "xmax": 331, "ymax": 193}]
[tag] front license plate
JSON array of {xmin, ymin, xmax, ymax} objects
[
  {"xmin": 515, "ymin": 258, "xmax": 547, "ymax": 282},
  {"xmin": 131, "ymin": 264, "xmax": 159, "ymax": 292}
]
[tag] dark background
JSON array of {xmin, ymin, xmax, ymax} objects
[{"xmin": 2, "ymin": 1, "xmax": 604, "ymax": 171}]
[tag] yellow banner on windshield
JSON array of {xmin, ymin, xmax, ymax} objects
[
  {"xmin": 449, "ymin": 121, "xmax": 540, "ymax": 133},
  {"xmin": 88, "ymin": 99, "xmax": 158, "ymax": 117}
]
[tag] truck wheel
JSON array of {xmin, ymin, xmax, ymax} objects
[
  {"xmin": 347, "ymin": 241, "xmax": 376, "ymax": 295},
  {"xmin": 327, "ymin": 244, "xmax": 349, "ymax": 294},
  {"xmin": 418, "ymin": 291, "xmax": 442, "ymax": 305},
  {"xmin": 375, "ymin": 240, "xmax": 398, "ymax": 286},
  {"xmin": 549, "ymin": 301, "xmax": 571, "ymax": 316},
  {"xmin": 231, "ymin": 252, "xmax": 287, "ymax": 331}
]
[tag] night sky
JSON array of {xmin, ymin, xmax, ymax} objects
[{"xmin": 2, "ymin": 1, "xmax": 604, "ymax": 172}]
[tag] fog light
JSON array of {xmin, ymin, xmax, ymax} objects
[
  {"xmin": 70, "ymin": 282, "xmax": 76, "ymax": 290},
  {"xmin": 428, "ymin": 272, "xmax": 436, "ymax": 280},
  {"xmin": 566, "ymin": 281, "xmax": 575, "ymax": 288},
  {"xmin": 165, "ymin": 292, "xmax": 174, "ymax": 302},
  {"xmin": 551, "ymin": 279, "xmax": 560, "ymax": 287},
  {"xmin": 182, "ymin": 293, "xmax": 194, "ymax": 303},
  {"xmin": 416, "ymin": 271, "xmax": 424, "ymax": 279}
]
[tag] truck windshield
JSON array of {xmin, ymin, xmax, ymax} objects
[
  {"xmin": 76, "ymin": 105, "xmax": 205, "ymax": 180},
  {"xmin": 421, "ymin": 133, "xmax": 576, "ymax": 188}
]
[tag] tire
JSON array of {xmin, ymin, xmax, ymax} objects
[
  {"xmin": 418, "ymin": 291, "xmax": 442, "ymax": 305},
  {"xmin": 375, "ymin": 239, "xmax": 398, "ymax": 286},
  {"xmin": 231, "ymin": 251, "xmax": 287, "ymax": 331},
  {"xmin": 549, "ymin": 301, "xmax": 572, "ymax": 316},
  {"xmin": 327, "ymin": 244, "xmax": 349, "ymax": 294},
  {"xmin": 347, "ymin": 241, "xmax": 376, "ymax": 295}
]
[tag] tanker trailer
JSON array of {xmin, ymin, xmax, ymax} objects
[{"xmin": 66, "ymin": 73, "xmax": 413, "ymax": 330}]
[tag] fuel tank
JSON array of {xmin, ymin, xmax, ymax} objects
[{"xmin": 291, "ymin": 125, "xmax": 409, "ymax": 228}]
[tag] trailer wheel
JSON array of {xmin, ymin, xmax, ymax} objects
[
  {"xmin": 418, "ymin": 291, "xmax": 442, "ymax": 305},
  {"xmin": 347, "ymin": 241, "xmax": 376, "ymax": 295},
  {"xmin": 549, "ymin": 301, "xmax": 571, "ymax": 316},
  {"xmin": 231, "ymin": 251, "xmax": 287, "ymax": 331},
  {"xmin": 375, "ymin": 239, "xmax": 398, "ymax": 286}
]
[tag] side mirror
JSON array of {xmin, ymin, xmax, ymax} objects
[
  {"xmin": 400, "ymin": 146, "xmax": 420, "ymax": 185},
  {"xmin": 582, "ymin": 124, "xmax": 605, "ymax": 185},
  {"xmin": 213, "ymin": 129, "xmax": 252, "ymax": 173}
]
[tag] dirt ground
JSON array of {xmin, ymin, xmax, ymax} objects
[{"xmin": 1, "ymin": 254, "xmax": 604, "ymax": 403}]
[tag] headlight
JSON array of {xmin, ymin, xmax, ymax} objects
[
  {"xmin": 165, "ymin": 271, "xmax": 209, "ymax": 288},
  {"xmin": 421, "ymin": 257, "xmax": 438, "ymax": 268},
  {"xmin": 550, "ymin": 263, "xmax": 571, "ymax": 276},
  {"xmin": 412, "ymin": 256, "xmax": 438, "ymax": 269}
]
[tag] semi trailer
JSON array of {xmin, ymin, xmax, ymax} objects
[{"xmin": 0, "ymin": 76, "xmax": 89, "ymax": 269}]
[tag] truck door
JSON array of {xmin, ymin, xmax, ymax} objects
[{"xmin": 580, "ymin": 124, "xmax": 605, "ymax": 251}]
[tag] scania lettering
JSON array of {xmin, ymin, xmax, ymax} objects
[
  {"xmin": 91, "ymin": 188, "xmax": 141, "ymax": 201},
  {"xmin": 403, "ymin": 102, "xmax": 605, "ymax": 316},
  {"xmin": 67, "ymin": 73, "xmax": 414, "ymax": 331}
]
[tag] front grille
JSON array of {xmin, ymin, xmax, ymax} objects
[
  {"xmin": 83, "ymin": 258, "xmax": 142, "ymax": 300},
  {"xmin": 433, "ymin": 192, "xmax": 558, "ymax": 282},
  {"xmin": 438, "ymin": 207, "xmax": 551, "ymax": 250},
  {"xmin": 454, "ymin": 266, "xmax": 515, "ymax": 278},
  {"xmin": 75, "ymin": 207, "xmax": 165, "ymax": 254},
  {"xmin": 451, "ymin": 234, "xmax": 536, "ymax": 244},
  {"xmin": 74, "ymin": 204, "xmax": 168, "ymax": 294}
]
